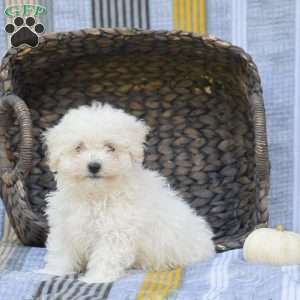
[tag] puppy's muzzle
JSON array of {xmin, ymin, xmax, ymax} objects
[{"xmin": 88, "ymin": 162, "xmax": 101, "ymax": 175}]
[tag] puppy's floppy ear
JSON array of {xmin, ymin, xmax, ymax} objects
[
  {"xmin": 129, "ymin": 120, "xmax": 150, "ymax": 163},
  {"xmin": 42, "ymin": 126, "xmax": 61, "ymax": 172}
]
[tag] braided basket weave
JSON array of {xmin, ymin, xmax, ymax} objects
[{"xmin": 0, "ymin": 28, "xmax": 270, "ymax": 250}]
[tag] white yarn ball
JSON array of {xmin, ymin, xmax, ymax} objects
[{"xmin": 243, "ymin": 225, "xmax": 300, "ymax": 265}]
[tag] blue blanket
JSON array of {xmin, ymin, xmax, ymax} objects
[{"xmin": 0, "ymin": 203, "xmax": 300, "ymax": 300}]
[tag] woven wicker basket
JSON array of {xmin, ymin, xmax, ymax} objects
[{"xmin": 0, "ymin": 28, "xmax": 270, "ymax": 250}]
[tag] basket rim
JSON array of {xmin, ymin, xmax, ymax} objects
[{"xmin": 1, "ymin": 28, "xmax": 254, "ymax": 70}]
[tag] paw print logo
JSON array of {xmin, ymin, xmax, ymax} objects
[{"xmin": 5, "ymin": 16, "xmax": 44, "ymax": 48}]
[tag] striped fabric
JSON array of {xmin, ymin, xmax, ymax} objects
[
  {"xmin": 0, "ymin": 201, "xmax": 5, "ymax": 241},
  {"xmin": 136, "ymin": 268, "xmax": 182, "ymax": 300},
  {"xmin": 92, "ymin": 0, "xmax": 150, "ymax": 29},
  {"xmin": 34, "ymin": 275, "xmax": 112, "ymax": 299},
  {"xmin": 293, "ymin": 0, "xmax": 300, "ymax": 233},
  {"xmin": 231, "ymin": 0, "xmax": 247, "ymax": 49},
  {"xmin": 33, "ymin": 266, "xmax": 182, "ymax": 300},
  {"xmin": 173, "ymin": 0, "xmax": 206, "ymax": 33},
  {"xmin": 1, "ymin": 214, "xmax": 18, "ymax": 243},
  {"xmin": 0, "ymin": 242, "xmax": 18, "ymax": 271},
  {"xmin": 91, "ymin": 0, "xmax": 207, "ymax": 32},
  {"xmin": 0, "ymin": 201, "xmax": 18, "ymax": 243},
  {"xmin": 148, "ymin": 0, "xmax": 172, "ymax": 30},
  {"xmin": 0, "ymin": 242, "xmax": 299, "ymax": 299},
  {"xmin": 52, "ymin": 0, "xmax": 92, "ymax": 32}
]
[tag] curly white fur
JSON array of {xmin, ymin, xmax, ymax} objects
[{"xmin": 41, "ymin": 103, "xmax": 215, "ymax": 283}]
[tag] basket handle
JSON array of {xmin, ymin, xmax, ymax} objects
[
  {"xmin": 0, "ymin": 94, "xmax": 33, "ymax": 184},
  {"xmin": 252, "ymin": 93, "xmax": 270, "ymax": 183}
]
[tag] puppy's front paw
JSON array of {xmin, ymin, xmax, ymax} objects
[{"xmin": 80, "ymin": 272, "xmax": 120, "ymax": 284}]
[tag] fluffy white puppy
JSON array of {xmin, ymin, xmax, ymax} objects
[{"xmin": 41, "ymin": 103, "xmax": 215, "ymax": 283}]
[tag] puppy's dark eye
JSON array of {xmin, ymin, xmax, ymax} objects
[
  {"xmin": 105, "ymin": 144, "xmax": 115, "ymax": 152},
  {"xmin": 75, "ymin": 143, "xmax": 84, "ymax": 153}
]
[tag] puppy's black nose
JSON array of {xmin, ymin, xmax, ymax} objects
[{"xmin": 88, "ymin": 162, "xmax": 101, "ymax": 174}]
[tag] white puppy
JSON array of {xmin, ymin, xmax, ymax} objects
[{"xmin": 42, "ymin": 103, "xmax": 215, "ymax": 283}]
